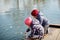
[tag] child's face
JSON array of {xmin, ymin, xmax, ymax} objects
[{"xmin": 33, "ymin": 16, "xmax": 37, "ymax": 18}]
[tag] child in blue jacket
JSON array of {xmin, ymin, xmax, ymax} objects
[{"xmin": 31, "ymin": 9, "xmax": 49, "ymax": 34}]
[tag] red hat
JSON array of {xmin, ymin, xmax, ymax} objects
[
  {"xmin": 24, "ymin": 17, "xmax": 32, "ymax": 27},
  {"xmin": 31, "ymin": 9, "xmax": 39, "ymax": 16}
]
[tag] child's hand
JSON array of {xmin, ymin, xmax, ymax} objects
[{"xmin": 24, "ymin": 32, "xmax": 28, "ymax": 39}]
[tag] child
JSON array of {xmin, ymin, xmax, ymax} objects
[
  {"xmin": 24, "ymin": 17, "xmax": 44, "ymax": 40},
  {"xmin": 31, "ymin": 9, "xmax": 49, "ymax": 34}
]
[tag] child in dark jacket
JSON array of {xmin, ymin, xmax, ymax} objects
[
  {"xmin": 31, "ymin": 9, "xmax": 49, "ymax": 34},
  {"xmin": 24, "ymin": 17, "xmax": 44, "ymax": 40}
]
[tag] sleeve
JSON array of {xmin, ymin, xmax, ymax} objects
[{"xmin": 26, "ymin": 28, "xmax": 30, "ymax": 32}]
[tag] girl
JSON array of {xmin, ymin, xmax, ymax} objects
[{"xmin": 24, "ymin": 17, "xmax": 44, "ymax": 40}]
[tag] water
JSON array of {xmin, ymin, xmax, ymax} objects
[
  {"xmin": 0, "ymin": 11, "xmax": 27, "ymax": 40},
  {"xmin": 40, "ymin": 0, "xmax": 60, "ymax": 24},
  {"xmin": 0, "ymin": 0, "xmax": 60, "ymax": 40}
]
